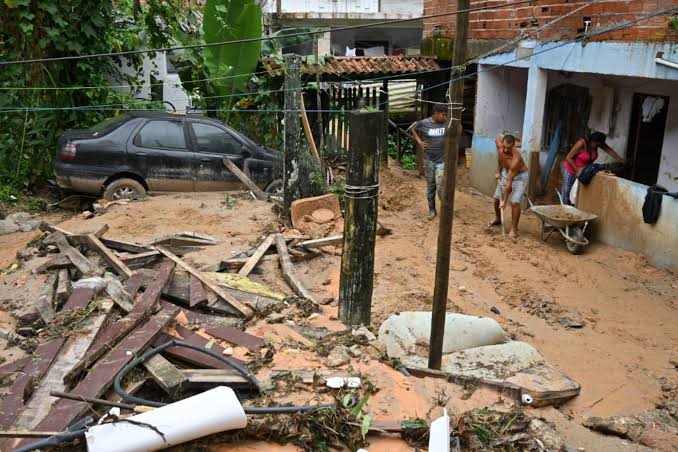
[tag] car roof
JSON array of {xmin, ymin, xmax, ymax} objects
[{"xmin": 126, "ymin": 111, "xmax": 220, "ymax": 124}]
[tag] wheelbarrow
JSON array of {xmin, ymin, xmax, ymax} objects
[{"xmin": 527, "ymin": 191, "xmax": 597, "ymax": 255}]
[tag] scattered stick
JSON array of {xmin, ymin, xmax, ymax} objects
[
  {"xmin": 300, "ymin": 95, "xmax": 321, "ymax": 162},
  {"xmin": 222, "ymin": 157, "xmax": 268, "ymax": 201},
  {"xmin": 156, "ymin": 246, "xmax": 253, "ymax": 318},
  {"xmin": 238, "ymin": 235, "xmax": 275, "ymax": 277},
  {"xmin": 85, "ymin": 234, "xmax": 133, "ymax": 279},
  {"xmin": 296, "ymin": 235, "xmax": 342, "ymax": 250},
  {"xmin": 273, "ymin": 233, "xmax": 318, "ymax": 303},
  {"xmin": 0, "ymin": 431, "xmax": 64, "ymax": 438}
]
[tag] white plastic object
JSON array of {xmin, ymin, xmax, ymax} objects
[
  {"xmin": 73, "ymin": 277, "xmax": 107, "ymax": 292},
  {"xmin": 325, "ymin": 377, "xmax": 361, "ymax": 389},
  {"xmin": 521, "ymin": 394, "xmax": 533, "ymax": 405},
  {"xmin": 428, "ymin": 409, "xmax": 450, "ymax": 452},
  {"xmin": 85, "ymin": 386, "xmax": 247, "ymax": 452}
]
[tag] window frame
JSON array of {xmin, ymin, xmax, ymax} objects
[
  {"xmin": 133, "ymin": 119, "xmax": 189, "ymax": 151},
  {"xmin": 188, "ymin": 120, "xmax": 249, "ymax": 157}
]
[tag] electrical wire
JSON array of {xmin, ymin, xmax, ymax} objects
[
  {"xmin": 114, "ymin": 340, "xmax": 334, "ymax": 414},
  {"xmin": 0, "ymin": 0, "xmax": 536, "ymax": 67}
]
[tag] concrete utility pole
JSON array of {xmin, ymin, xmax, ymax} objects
[
  {"xmin": 339, "ymin": 111, "xmax": 382, "ymax": 326},
  {"xmin": 428, "ymin": 0, "xmax": 470, "ymax": 370},
  {"xmin": 283, "ymin": 54, "xmax": 302, "ymax": 218}
]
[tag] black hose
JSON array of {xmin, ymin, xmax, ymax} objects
[
  {"xmin": 12, "ymin": 429, "xmax": 86, "ymax": 452},
  {"xmin": 114, "ymin": 340, "xmax": 334, "ymax": 414}
]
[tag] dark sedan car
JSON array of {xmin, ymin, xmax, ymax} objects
[{"xmin": 55, "ymin": 112, "xmax": 282, "ymax": 200}]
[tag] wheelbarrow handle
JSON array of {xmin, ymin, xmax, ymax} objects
[{"xmin": 555, "ymin": 189, "xmax": 565, "ymax": 205}]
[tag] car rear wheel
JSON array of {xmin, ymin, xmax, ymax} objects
[{"xmin": 103, "ymin": 178, "xmax": 146, "ymax": 201}]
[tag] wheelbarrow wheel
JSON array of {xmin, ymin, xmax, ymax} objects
[{"xmin": 566, "ymin": 226, "xmax": 585, "ymax": 255}]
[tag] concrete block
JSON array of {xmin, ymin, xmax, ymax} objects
[{"xmin": 290, "ymin": 194, "xmax": 341, "ymax": 228}]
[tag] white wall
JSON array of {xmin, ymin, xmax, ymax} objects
[
  {"xmin": 264, "ymin": 0, "xmax": 420, "ymax": 14},
  {"xmin": 475, "ymin": 65, "xmax": 528, "ymax": 138}
]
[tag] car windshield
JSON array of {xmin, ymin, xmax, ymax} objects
[{"xmin": 89, "ymin": 115, "xmax": 129, "ymax": 137}]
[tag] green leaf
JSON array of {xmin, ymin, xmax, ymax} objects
[
  {"xmin": 341, "ymin": 391, "xmax": 354, "ymax": 407},
  {"xmin": 261, "ymin": 27, "xmax": 320, "ymax": 56},
  {"xmin": 351, "ymin": 395, "xmax": 370, "ymax": 417},
  {"xmin": 4, "ymin": 0, "xmax": 17, "ymax": 8},
  {"xmin": 205, "ymin": 339, "xmax": 214, "ymax": 349},
  {"xmin": 18, "ymin": 23, "xmax": 33, "ymax": 33},
  {"xmin": 361, "ymin": 413, "xmax": 373, "ymax": 438}
]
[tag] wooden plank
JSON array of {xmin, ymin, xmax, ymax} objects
[
  {"xmin": 124, "ymin": 272, "xmax": 144, "ymax": 297},
  {"xmin": 222, "ymin": 157, "xmax": 268, "ymax": 201},
  {"xmin": 105, "ymin": 278, "xmax": 134, "ymax": 312},
  {"xmin": 0, "ymin": 339, "xmax": 65, "ymax": 429},
  {"xmin": 11, "ymin": 306, "xmax": 111, "ymax": 434},
  {"xmin": 85, "ymin": 234, "xmax": 133, "ymax": 278},
  {"xmin": 296, "ymin": 235, "xmax": 343, "ymax": 250},
  {"xmin": 189, "ymin": 275, "xmax": 208, "ymax": 307},
  {"xmin": 99, "ymin": 238, "xmax": 153, "ymax": 255},
  {"xmin": 156, "ymin": 326, "xmax": 245, "ymax": 369},
  {"xmin": 61, "ymin": 288, "xmax": 94, "ymax": 312},
  {"xmin": 0, "ymin": 358, "xmax": 30, "ymax": 384},
  {"xmin": 52, "ymin": 232, "xmax": 101, "ymax": 276},
  {"xmin": 156, "ymin": 246, "xmax": 252, "ymax": 318},
  {"xmin": 203, "ymin": 324, "xmax": 264, "ymax": 353},
  {"xmin": 18, "ymin": 306, "xmax": 179, "ymax": 442},
  {"xmin": 55, "ymin": 269, "xmax": 71, "ymax": 306},
  {"xmin": 34, "ymin": 254, "xmax": 72, "ymax": 274},
  {"xmin": 143, "ymin": 354, "xmax": 187, "ymax": 396},
  {"xmin": 120, "ymin": 250, "xmax": 162, "ymax": 269},
  {"xmin": 180, "ymin": 368, "xmax": 251, "ymax": 388},
  {"xmin": 239, "ymin": 235, "xmax": 275, "ymax": 277},
  {"xmin": 273, "ymin": 233, "xmax": 318, "ymax": 303},
  {"xmin": 62, "ymin": 261, "xmax": 175, "ymax": 384},
  {"xmin": 35, "ymin": 274, "xmax": 57, "ymax": 324},
  {"xmin": 179, "ymin": 307, "xmax": 242, "ymax": 329}
]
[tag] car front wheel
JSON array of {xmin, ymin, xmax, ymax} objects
[{"xmin": 103, "ymin": 178, "xmax": 146, "ymax": 201}]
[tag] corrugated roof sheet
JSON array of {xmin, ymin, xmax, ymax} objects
[{"xmin": 262, "ymin": 56, "xmax": 440, "ymax": 78}]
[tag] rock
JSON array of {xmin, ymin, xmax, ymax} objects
[
  {"xmin": 582, "ymin": 416, "xmax": 645, "ymax": 442},
  {"xmin": 319, "ymin": 297, "xmax": 335, "ymax": 305},
  {"xmin": 0, "ymin": 219, "xmax": 20, "ymax": 235},
  {"xmin": 81, "ymin": 211, "xmax": 94, "ymax": 219},
  {"xmin": 93, "ymin": 203, "xmax": 105, "ymax": 214},
  {"xmin": 290, "ymin": 194, "xmax": 342, "ymax": 228},
  {"xmin": 16, "ymin": 247, "xmax": 39, "ymax": 261},
  {"xmin": 491, "ymin": 306, "xmax": 501, "ymax": 315},
  {"xmin": 322, "ymin": 279, "xmax": 332, "ymax": 286},
  {"xmin": 6, "ymin": 212, "xmax": 31, "ymax": 223},
  {"xmin": 18, "ymin": 220, "xmax": 41, "ymax": 232},
  {"xmin": 529, "ymin": 419, "xmax": 566, "ymax": 451},
  {"xmin": 348, "ymin": 344, "xmax": 363, "ymax": 358},
  {"xmin": 559, "ymin": 317, "xmax": 585, "ymax": 329},
  {"xmin": 327, "ymin": 346, "xmax": 351, "ymax": 367},
  {"xmin": 311, "ymin": 208, "xmax": 336, "ymax": 224},
  {"xmin": 15, "ymin": 306, "xmax": 42, "ymax": 327},
  {"xmin": 307, "ymin": 313, "xmax": 319, "ymax": 321},
  {"xmin": 352, "ymin": 325, "xmax": 377, "ymax": 343}
]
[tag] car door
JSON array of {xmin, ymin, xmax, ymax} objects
[
  {"xmin": 189, "ymin": 121, "xmax": 249, "ymax": 191},
  {"xmin": 127, "ymin": 118, "xmax": 195, "ymax": 191}
]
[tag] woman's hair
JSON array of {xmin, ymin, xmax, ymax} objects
[{"xmin": 588, "ymin": 131, "xmax": 607, "ymax": 144}]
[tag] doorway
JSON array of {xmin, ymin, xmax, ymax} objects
[{"xmin": 626, "ymin": 93, "xmax": 669, "ymax": 186}]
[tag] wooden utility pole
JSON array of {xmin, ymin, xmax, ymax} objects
[
  {"xmin": 339, "ymin": 111, "xmax": 382, "ymax": 326},
  {"xmin": 283, "ymin": 54, "xmax": 302, "ymax": 218},
  {"xmin": 428, "ymin": 0, "xmax": 470, "ymax": 370}
]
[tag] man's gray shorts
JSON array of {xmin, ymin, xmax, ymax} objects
[{"xmin": 494, "ymin": 169, "xmax": 528, "ymax": 205}]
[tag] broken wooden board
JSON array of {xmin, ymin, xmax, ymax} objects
[
  {"xmin": 223, "ymin": 157, "xmax": 268, "ymax": 200},
  {"xmin": 34, "ymin": 254, "xmax": 72, "ymax": 274},
  {"xmin": 52, "ymin": 232, "xmax": 101, "ymax": 276},
  {"xmin": 0, "ymin": 358, "xmax": 30, "ymax": 384},
  {"xmin": 143, "ymin": 354, "xmax": 187, "ymax": 397},
  {"xmin": 0, "ymin": 339, "xmax": 65, "ymax": 429},
  {"xmin": 189, "ymin": 275, "xmax": 208, "ymax": 307},
  {"xmin": 10, "ymin": 304, "xmax": 112, "ymax": 436},
  {"xmin": 296, "ymin": 235, "xmax": 343, "ymax": 250},
  {"xmin": 179, "ymin": 308, "xmax": 243, "ymax": 330},
  {"xmin": 180, "ymin": 368, "xmax": 252, "ymax": 388},
  {"xmin": 104, "ymin": 277, "xmax": 134, "ymax": 312},
  {"xmin": 238, "ymin": 235, "xmax": 275, "ymax": 277},
  {"xmin": 201, "ymin": 324, "xmax": 264, "ymax": 353},
  {"xmin": 17, "ymin": 306, "xmax": 179, "ymax": 445},
  {"xmin": 202, "ymin": 272, "xmax": 286, "ymax": 301},
  {"xmin": 273, "ymin": 233, "xmax": 318, "ymax": 303},
  {"xmin": 155, "ymin": 325, "xmax": 245, "ymax": 369},
  {"xmin": 120, "ymin": 250, "xmax": 162, "ymax": 269},
  {"xmin": 99, "ymin": 238, "xmax": 153, "ymax": 255},
  {"xmin": 36, "ymin": 274, "xmax": 57, "ymax": 324},
  {"xmin": 156, "ymin": 246, "xmax": 252, "ymax": 318},
  {"xmin": 61, "ymin": 287, "xmax": 95, "ymax": 312},
  {"xmin": 270, "ymin": 368, "xmax": 354, "ymax": 385},
  {"xmin": 63, "ymin": 261, "xmax": 175, "ymax": 384},
  {"xmin": 85, "ymin": 234, "xmax": 133, "ymax": 279},
  {"xmin": 124, "ymin": 272, "xmax": 144, "ymax": 297},
  {"xmin": 55, "ymin": 269, "xmax": 71, "ymax": 306}
]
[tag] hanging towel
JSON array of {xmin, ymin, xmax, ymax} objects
[{"xmin": 641, "ymin": 96, "xmax": 665, "ymax": 122}]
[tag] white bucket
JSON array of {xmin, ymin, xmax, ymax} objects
[{"xmin": 85, "ymin": 386, "xmax": 247, "ymax": 452}]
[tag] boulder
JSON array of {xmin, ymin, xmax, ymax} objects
[
  {"xmin": 0, "ymin": 219, "xmax": 20, "ymax": 235},
  {"xmin": 6, "ymin": 212, "xmax": 31, "ymax": 223}
]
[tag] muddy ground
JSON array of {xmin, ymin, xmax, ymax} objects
[{"xmin": 0, "ymin": 164, "xmax": 676, "ymax": 451}]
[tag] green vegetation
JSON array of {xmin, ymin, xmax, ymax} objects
[{"xmin": 388, "ymin": 132, "xmax": 417, "ymax": 170}]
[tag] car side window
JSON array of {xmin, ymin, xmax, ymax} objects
[
  {"xmin": 192, "ymin": 123, "xmax": 244, "ymax": 155},
  {"xmin": 134, "ymin": 120, "xmax": 187, "ymax": 149}
]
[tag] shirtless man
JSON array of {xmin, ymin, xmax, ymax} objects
[{"xmin": 487, "ymin": 134, "xmax": 529, "ymax": 237}]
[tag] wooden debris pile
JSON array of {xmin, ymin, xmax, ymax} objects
[{"xmin": 0, "ymin": 222, "xmax": 331, "ymax": 449}]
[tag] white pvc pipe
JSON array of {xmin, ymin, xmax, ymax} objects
[
  {"xmin": 655, "ymin": 57, "xmax": 678, "ymax": 70},
  {"xmin": 85, "ymin": 386, "xmax": 247, "ymax": 452}
]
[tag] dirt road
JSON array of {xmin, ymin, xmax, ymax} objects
[{"xmin": 0, "ymin": 166, "xmax": 676, "ymax": 450}]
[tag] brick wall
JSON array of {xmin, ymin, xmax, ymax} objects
[{"xmin": 423, "ymin": 0, "xmax": 678, "ymax": 42}]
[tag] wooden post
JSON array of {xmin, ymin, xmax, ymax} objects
[
  {"xmin": 283, "ymin": 54, "xmax": 303, "ymax": 218},
  {"xmin": 381, "ymin": 79, "xmax": 389, "ymax": 167},
  {"xmin": 339, "ymin": 111, "xmax": 382, "ymax": 326},
  {"xmin": 428, "ymin": 0, "xmax": 470, "ymax": 370}
]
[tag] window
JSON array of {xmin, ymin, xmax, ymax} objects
[
  {"xmin": 191, "ymin": 123, "xmax": 244, "ymax": 155},
  {"xmin": 135, "ymin": 120, "xmax": 186, "ymax": 149}
]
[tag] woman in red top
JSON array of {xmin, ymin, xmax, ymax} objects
[{"xmin": 561, "ymin": 132, "xmax": 624, "ymax": 204}]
